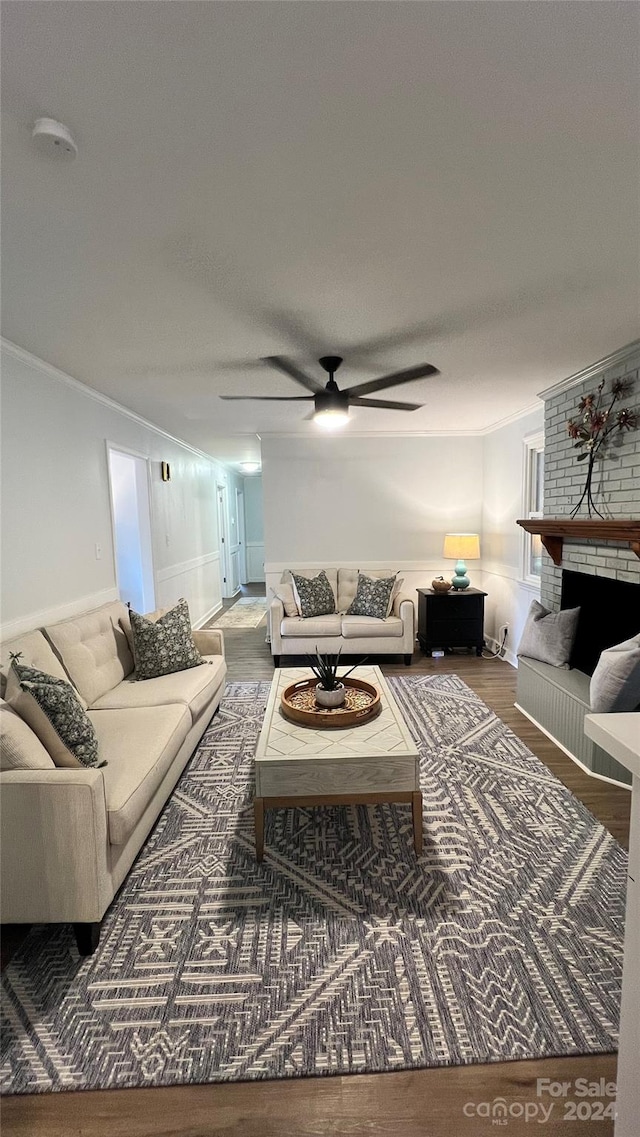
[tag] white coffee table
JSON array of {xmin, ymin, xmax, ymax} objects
[{"xmin": 254, "ymin": 665, "xmax": 422, "ymax": 860}]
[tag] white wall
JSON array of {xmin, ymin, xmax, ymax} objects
[
  {"xmin": 261, "ymin": 416, "xmax": 544, "ymax": 662},
  {"xmin": 243, "ymin": 475, "xmax": 265, "ymax": 583},
  {"xmin": 481, "ymin": 407, "xmax": 544, "ymax": 663},
  {"xmin": 0, "ymin": 342, "xmax": 231, "ymax": 636},
  {"xmin": 262, "ymin": 434, "xmax": 485, "ymax": 601}
]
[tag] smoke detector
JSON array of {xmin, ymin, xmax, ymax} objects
[{"xmin": 31, "ymin": 118, "xmax": 78, "ymax": 159}]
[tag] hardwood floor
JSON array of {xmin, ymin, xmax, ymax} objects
[{"xmin": 2, "ymin": 585, "xmax": 630, "ymax": 1137}]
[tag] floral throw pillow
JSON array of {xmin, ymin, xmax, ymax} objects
[
  {"xmin": 290, "ymin": 571, "xmax": 336, "ymax": 618},
  {"xmin": 347, "ymin": 574, "xmax": 396, "ymax": 620},
  {"xmin": 5, "ymin": 656, "xmax": 102, "ymax": 768},
  {"xmin": 129, "ymin": 597, "xmax": 203, "ymax": 680}
]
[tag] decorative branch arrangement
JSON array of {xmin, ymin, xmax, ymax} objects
[{"xmin": 566, "ymin": 377, "xmax": 637, "ymax": 518}]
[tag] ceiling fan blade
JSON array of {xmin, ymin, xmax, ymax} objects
[
  {"xmin": 219, "ymin": 395, "xmax": 314, "ymax": 402},
  {"xmin": 350, "ymin": 397, "xmax": 423, "ymax": 411},
  {"xmin": 346, "ymin": 363, "xmax": 439, "ymax": 398},
  {"xmin": 262, "ymin": 356, "xmax": 324, "ymax": 394}
]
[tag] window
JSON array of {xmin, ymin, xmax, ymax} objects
[{"xmin": 522, "ymin": 432, "xmax": 544, "ymax": 583}]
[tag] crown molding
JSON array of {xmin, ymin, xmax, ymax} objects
[
  {"xmin": 537, "ymin": 339, "xmax": 640, "ymax": 400},
  {"xmin": 0, "ymin": 337, "xmax": 232, "ymax": 471},
  {"xmin": 259, "ymin": 402, "xmax": 542, "ymax": 442}
]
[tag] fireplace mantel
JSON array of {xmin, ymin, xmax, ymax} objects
[{"xmin": 516, "ymin": 518, "xmax": 640, "ymax": 566}]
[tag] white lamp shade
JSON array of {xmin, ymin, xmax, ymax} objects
[{"xmin": 443, "ymin": 533, "xmax": 480, "ymax": 560}]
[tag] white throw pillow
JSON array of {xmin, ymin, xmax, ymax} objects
[
  {"xmin": 272, "ymin": 583, "xmax": 299, "ymax": 617},
  {"xmin": 590, "ymin": 635, "xmax": 640, "ymax": 712}
]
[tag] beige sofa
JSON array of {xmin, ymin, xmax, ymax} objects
[
  {"xmin": 270, "ymin": 568, "xmax": 415, "ymax": 665},
  {"xmin": 0, "ymin": 600, "xmax": 226, "ymax": 954}
]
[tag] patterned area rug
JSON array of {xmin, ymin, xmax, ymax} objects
[
  {"xmin": 207, "ymin": 597, "xmax": 267, "ymax": 629},
  {"xmin": 1, "ymin": 676, "xmax": 626, "ymax": 1094}
]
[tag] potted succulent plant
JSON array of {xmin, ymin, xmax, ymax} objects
[{"xmin": 306, "ymin": 649, "xmax": 368, "ymax": 708}]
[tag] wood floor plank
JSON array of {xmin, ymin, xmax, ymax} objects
[{"xmin": 2, "ymin": 585, "xmax": 629, "ymax": 1136}]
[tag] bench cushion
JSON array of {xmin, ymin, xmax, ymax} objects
[
  {"xmin": 91, "ymin": 705, "xmax": 191, "ymax": 845},
  {"xmin": 91, "ymin": 656, "xmax": 226, "ymax": 723}
]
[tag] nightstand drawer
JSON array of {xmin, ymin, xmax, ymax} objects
[{"xmin": 428, "ymin": 617, "xmax": 480, "ymax": 642}]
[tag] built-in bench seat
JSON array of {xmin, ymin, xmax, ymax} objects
[{"xmin": 515, "ymin": 656, "xmax": 631, "ymax": 787}]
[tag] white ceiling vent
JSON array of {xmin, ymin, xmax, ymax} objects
[{"xmin": 31, "ymin": 118, "xmax": 77, "ymax": 159}]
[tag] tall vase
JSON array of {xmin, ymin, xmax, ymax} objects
[{"xmin": 570, "ymin": 452, "xmax": 604, "ymax": 519}]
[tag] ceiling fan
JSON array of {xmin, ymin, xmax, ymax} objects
[{"xmin": 220, "ymin": 356, "xmax": 439, "ymax": 428}]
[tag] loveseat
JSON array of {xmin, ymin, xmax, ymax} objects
[
  {"xmin": 0, "ymin": 600, "xmax": 226, "ymax": 954},
  {"xmin": 269, "ymin": 568, "xmax": 415, "ymax": 665}
]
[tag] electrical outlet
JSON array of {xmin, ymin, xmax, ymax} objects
[{"xmin": 95, "ymin": 543, "xmax": 102, "ymax": 560}]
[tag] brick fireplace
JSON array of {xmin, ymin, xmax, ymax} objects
[{"xmin": 539, "ymin": 339, "xmax": 640, "ymax": 609}]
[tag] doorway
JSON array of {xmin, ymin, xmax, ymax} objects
[
  {"xmin": 217, "ymin": 484, "xmax": 239, "ymax": 598},
  {"xmin": 236, "ymin": 488, "xmax": 247, "ymax": 585},
  {"xmin": 107, "ymin": 447, "xmax": 155, "ymax": 614}
]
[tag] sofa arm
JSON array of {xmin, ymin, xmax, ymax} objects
[
  {"xmin": 192, "ymin": 628, "xmax": 225, "ymax": 657},
  {"xmin": 393, "ymin": 593, "xmax": 415, "ymax": 626},
  {"xmin": 269, "ymin": 596, "xmax": 284, "ymax": 652},
  {"xmin": 0, "ymin": 768, "xmax": 112, "ymax": 924}
]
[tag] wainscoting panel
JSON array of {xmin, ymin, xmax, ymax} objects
[
  {"xmin": 247, "ymin": 542, "xmax": 265, "ymax": 583},
  {"xmin": 155, "ymin": 551, "xmax": 222, "ymax": 627}
]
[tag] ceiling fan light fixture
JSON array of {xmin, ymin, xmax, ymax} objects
[
  {"xmin": 313, "ymin": 384, "xmax": 349, "ymax": 428},
  {"xmin": 313, "ymin": 407, "xmax": 349, "ymax": 429}
]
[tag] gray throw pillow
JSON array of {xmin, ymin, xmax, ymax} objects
[
  {"xmin": 517, "ymin": 600, "xmax": 580, "ymax": 669},
  {"xmin": 590, "ymin": 634, "xmax": 640, "ymax": 712},
  {"xmin": 5, "ymin": 658, "xmax": 102, "ymax": 768},
  {"xmin": 347, "ymin": 574, "xmax": 396, "ymax": 620},
  {"xmin": 130, "ymin": 597, "xmax": 203, "ymax": 680},
  {"xmin": 290, "ymin": 571, "xmax": 336, "ymax": 618}
]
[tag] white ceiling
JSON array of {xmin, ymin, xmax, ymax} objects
[{"xmin": 2, "ymin": 1, "xmax": 638, "ymax": 462}]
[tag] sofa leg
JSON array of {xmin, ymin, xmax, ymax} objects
[
  {"xmin": 73, "ymin": 921, "xmax": 101, "ymax": 956},
  {"xmin": 273, "ymin": 655, "xmax": 280, "ymax": 668},
  {"xmin": 404, "ymin": 654, "xmax": 412, "ymax": 666}
]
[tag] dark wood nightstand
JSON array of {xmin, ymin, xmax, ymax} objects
[{"xmin": 417, "ymin": 587, "xmax": 487, "ymax": 657}]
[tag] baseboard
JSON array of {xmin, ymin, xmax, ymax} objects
[
  {"xmin": 1, "ymin": 587, "xmax": 119, "ymax": 641},
  {"xmin": 193, "ymin": 601, "xmax": 223, "ymax": 629},
  {"xmin": 513, "ymin": 702, "xmax": 631, "ymax": 790}
]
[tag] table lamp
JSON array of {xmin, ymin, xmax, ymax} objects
[{"xmin": 443, "ymin": 533, "xmax": 480, "ymax": 590}]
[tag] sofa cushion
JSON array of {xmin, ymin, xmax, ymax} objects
[
  {"xmin": 517, "ymin": 600, "xmax": 580, "ymax": 669},
  {"xmin": 90, "ymin": 704, "xmax": 191, "ymax": 845},
  {"xmin": 91, "ymin": 656, "xmax": 226, "ymax": 723},
  {"xmin": 341, "ymin": 615, "xmax": 404, "ymax": 639},
  {"xmin": 0, "ymin": 629, "xmax": 86, "ymax": 707},
  {"xmin": 45, "ymin": 601, "xmax": 134, "ymax": 706},
  {"xmin": 590, "ymin": 635, "xmax": 640, "ymax": 713},
  {"xmin": 291, "ymin": 571, "xmax": 336, "ymax": 618},
  {"xmin": 5, "ymin": 661, "xmax": 102, "ymax": 769},
  {"xmin": 281, "ymin": 614, "xmax": 342, "ymax": 637},
  {"xmin": 0, "ymin": 699, "xmax": 55, "ymax": 770},
  {"xmin": 347, "ymin": 574, "xmax": 397, "ymax": 620}
]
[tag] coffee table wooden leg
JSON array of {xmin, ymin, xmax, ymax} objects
[
  {"xmin": 254, "ymin": 797, "xmax": 264, "ymax": 862},
  {"xmin": 412, "ymin": 791, "xmax": 423, "ymax": 855}
]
